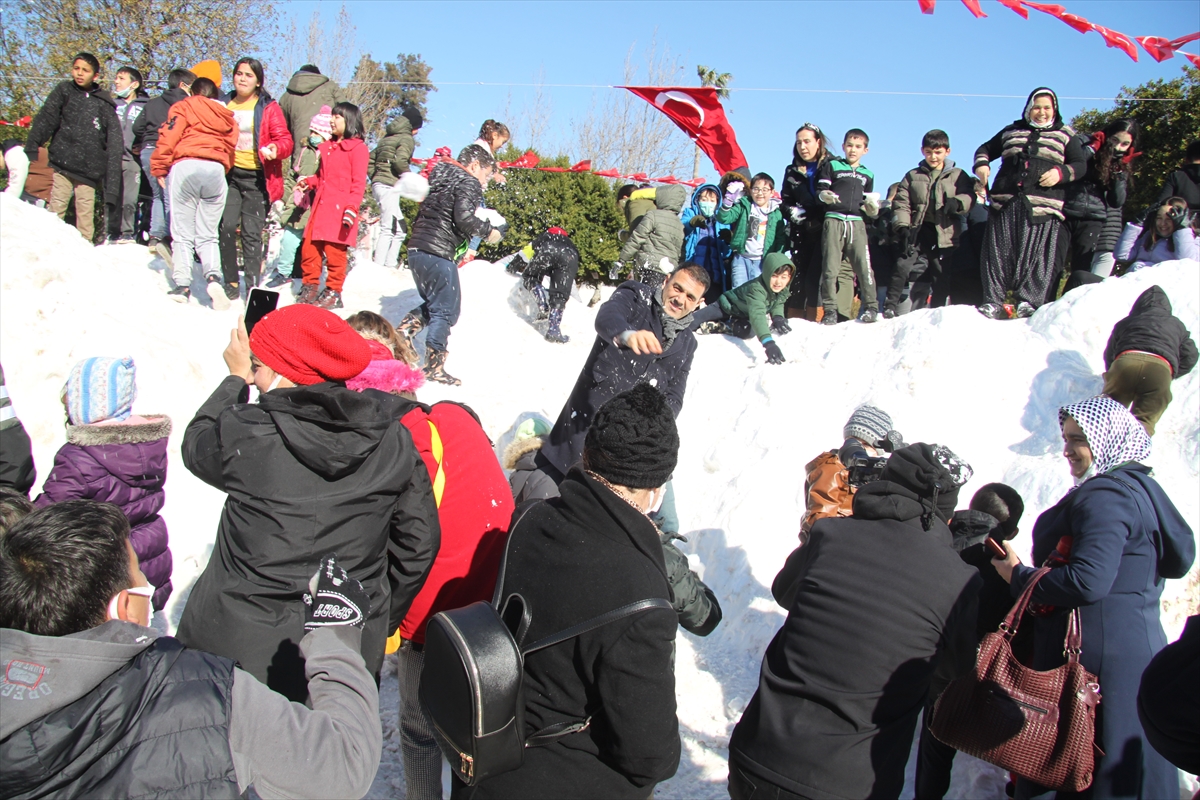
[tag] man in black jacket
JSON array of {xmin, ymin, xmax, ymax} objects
[
  {"xmin": 132, "ymin": 68, "xmax": 194, "ymax": 248},
  {"xmin": 729, "ymin": 443, "xmax": 980, "ymax": 800},
  {"xmin": 1156, "ymin": 141, "xmax": 1200, "ymax": 212},
  {"xmin": 176, "ymin": 304, "xmax": 441, "ymax": 702},
  {"xmin": 1, "ymin": 501, "xmax": 382, "ymax": 799},
  {"xmin": 399, "ymin": 144, "xmax": 501, "ymax": 385}
]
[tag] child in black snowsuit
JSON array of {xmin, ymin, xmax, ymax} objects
[{"xmin": 514, "ymin": 227, "xmax": 581, "ymax": 343}]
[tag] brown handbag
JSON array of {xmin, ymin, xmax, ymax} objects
[{"xmin": 929, "ymin": 567, "xmax": 1103, "ymax": 792}]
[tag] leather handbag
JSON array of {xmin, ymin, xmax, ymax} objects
[{"xmin": 929, "ymin": 567, "xmax": 1102, "ymax": 792}]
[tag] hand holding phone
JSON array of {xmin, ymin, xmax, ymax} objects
[
  {"xmin": 244, "ymin": 288, "xmax": 280, "ymax": 336},
  {"xmin": 985, "ymin": 536, "xmax": 1008, "ymax": 559}
]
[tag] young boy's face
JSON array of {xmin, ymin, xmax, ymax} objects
[
  {"xmin": 922, "ymin": 146, "xmax": 949, "ymax": 170},
  {"xmin": 843, "ymin": 136, "xmax": 868, "ymax": 164},
  {"xmin": 113, "ymin": 71, "xmax": 138, "ymax": 95},
  {"xmin": 770, "ymin": 268, "xmax": 793, "ymax": 292},
  {"xmin": 698, "ymin": 189, "xmax": 718, "ymax": 204},
  {"xmin": 72, "ymin": 59, "xmax": 96, "ymax": 87},
  {"xmin": 750, "ymin": 180, "xmax": 773, "ymax": 208}
]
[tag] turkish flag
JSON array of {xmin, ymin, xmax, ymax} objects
[
  {"xmin": 1137, "ymin": 36, "xmax": 1177, "ymax": 62},
  {"xmin": 622, "ymin": 86, "xmax": 749, "ymax": 176},
  {"xmin": 1058, "ymin": 12, "xmax": 1093, "ymax": 34},
  {"xmin": 1022, "ymin": 2, "xmax": 1066, "ymax": 19},
  {"xmin": 959, "ymin": 0, "xmax": 986, "ymax": 19},
  {"xmin": 996, "ymin": 0, "xmax": 1028, "ymax": 18},
  {"xmin": 1170, "ymin": 32, "xmax": 1200, "ymax": 48},
  {"xmin": 918, "ymin": 0, "xmax": 937, "ymax": 13},
  {"xmin": 1094, "ymin": 25, "xmax": 1139, "ymax": 61},
  {"xmin": 1185, "ymin": 52, "xmax": 1200, "ymax": 68}
]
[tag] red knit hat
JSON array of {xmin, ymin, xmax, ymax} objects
[{"xmin": 249, "ymin": 305, "xmax": 371, "ymax": 385}]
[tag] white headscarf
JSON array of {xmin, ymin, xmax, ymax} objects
[{"xmin": 1059, "ymin": 396, "xmax": 1152, "ymax": 485}]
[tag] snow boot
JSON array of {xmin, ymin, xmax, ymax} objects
[
  {"xmin": 821, "ymin": 308, "xmax": 839, "ymax": 326},
  {"xmin": 1015, "ymin": 301, "xmax": 1036, "ymax": 319},
  {"xmin": 314, "ymin": 288, "xmax": 344, "ymax": 310},
  {"xmin": 167, "ymin": 286, "xmax": 190, "ymax": 303},
  {"xmin": 859, "ymin": 309, "xmax": 879, "ymax": 324},
  {"xmin": 424, "ymin": 347, "xmax": 461, "ymax": 386},
  {"xmin": 296, "ymin": 283, "xmax": 320, "ymax": 305},
  {"xmin": 882, "ymin": 307, "xmax": 897, "ymax": 320},
  {"xmin": 531, "ymin": 284, "xmax": 550, "ymax": 319},
  {"xmin": 977, "ymin": 303, "xmax": 1008, "ymax": 320},
  {"xmin": 264, "ymin": 270, "xmax": 291, "ymax": 289},
  {"xmin": 398, "ymin": 311, "xmax": 427, "ymax": 340},
  {"xmin": 545, "ymin": 308, "xmax": 569, "ymax": 343},
  {"xmin": 206, "ymin": 275, "xmax": 231, "ymax": 311}
]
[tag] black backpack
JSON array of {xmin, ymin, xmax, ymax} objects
[{"xmin": 418, "ymin": 501, "xmax": 673, "ymax": 786}]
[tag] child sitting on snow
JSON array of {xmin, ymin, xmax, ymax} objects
[
  {"xmin": 512, "ymin": 226, "xmax": 581, "ymax": 344},
  {"xmin": 34, "ymin": 357, "xmax": 174, "ymax": 612},
  {"xmin": 693, "ymin": 252, "xmax": 794, "ymax": 365},
  {"xmin": 263, "ymin": 106, "xmax": 332, "ymax": 288}
]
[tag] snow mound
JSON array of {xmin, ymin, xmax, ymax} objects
[{"xmin": 2, "ymin": 193, "xmax": 1197, "ymax": 799}]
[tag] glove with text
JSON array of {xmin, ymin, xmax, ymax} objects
[{"xmin": 303, "ymin": 554, "xmax": 370, "ymax": 630}]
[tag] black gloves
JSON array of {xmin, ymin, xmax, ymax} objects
[
  {"xmin": 763, "ymin": 339, "xmax": 786, "ymax": 365},
  {"xmin": 1167, "ymin": 205, "xmax": 1193, "ymax": 232},
  {"xmin": 718, "ymin": 229, "xmax": 732, "ymax": 244},
  {"xmin": 943, "ymin": 197, "xmax": 962, "ymax": 215},
  {"xmin": 770, "ymin": 316, "xmax": 791, "ymax": 336},
  {"xmin": 303, "ymin": 554, "xmax": 370, "ymax": 630},
  {"xmin": 688, "ymin": 214, "xmax": 707, "ymax": 227}
]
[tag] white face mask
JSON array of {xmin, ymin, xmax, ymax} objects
[
  {"xmin": 266, "ymin": 373, "xmax": 284, "ymax": 393},
  {"xmin": 647, "ymin": 486, "xmax": 666, "ymax": 515},
  {"xmin": 107, "ymin": 584, "xmax": 154, "ymax": 626}
]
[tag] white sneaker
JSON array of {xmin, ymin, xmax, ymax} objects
[{"xmin": 207, "ymin": 277, "xmax": 231, "ymax": 311}]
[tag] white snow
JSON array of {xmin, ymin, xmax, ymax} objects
[{"xmin": 2, "ymin": 192, "xmax": 1197, "ymax": 798}]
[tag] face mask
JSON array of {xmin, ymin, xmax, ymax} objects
[
  {"xmin": 698, "ymin": 200, "xmax": 717, "ymax": 216},
  {"xmin": 647, "ymin": 486, "xmax": 666, "ymax": 515},
  {"xmin": 107, "ymin": 584, "xmax": 155, "ymax": 625},
  {"xmin": 308, "ymin": 134, "xmax": 324, "ymax": 147},
  {"xmin": 266, "ymin": 373, "xmax": 284, "ymax": 393},
  {"xmin": 115, "ymin": 85, "xmax": 134, "ymax": 99}
]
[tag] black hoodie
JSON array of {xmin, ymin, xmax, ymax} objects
[
  {"xmin": 1156, "ymin": 162, "xmax": 1200, "ymax": 211},
  {"xmin": 730, "ymin": 444, "xmax": 979, "ymax": 800},
  {"xmin": 176, "ymin": 376, "xmax": 441, "ymax": 702},
  {"xmin": 1104, "ymin": 285, "xmax": 1198, "ymax": 377},
  {"xmin": 133, "ymin": 86, "xmax": 190, "ymax": 148}
]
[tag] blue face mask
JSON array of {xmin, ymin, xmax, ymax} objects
[
  {"xmin": 698, "ymin": 200, "xmax": 717, "ymax": 216},
  {"xmin": 308, "ymin": 134, "xmax": 324, "ymax": 147}
]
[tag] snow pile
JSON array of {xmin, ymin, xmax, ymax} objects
[{"xmin": 2, "ymin": 193, "xmax": 1197, "ymax": 799}]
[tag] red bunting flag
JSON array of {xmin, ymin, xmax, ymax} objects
[
  {"xmin": 622, "ymin": 86, "xmax": 749, "ymax": 176},
  {"xmin": 569, "ymin": 160, "xmax": 592, "ymax": 172},
  {"xmin": 1022, "ymin": 2, "xmax": 1066, "ymax": 18},
  {"xmin": 919, "ymin": 0, "xmax": 937, "ymax": 13},
  {"xmin": 1170, "ymin": 32, "xmax": 1200, "ymax": 48},
  {"xmin": 1094, "ymin": 25, "xmax": 1139, "ymax": 61},
  {"xmin": 960, "ymin": 0, "xmax": 987, "ymax": 18},
  {"xmin": 498, "ymin": 150, "xmax": 540, "ymax": 169},
  {"xmin": 1058, "ymin": 13, "xmax": 1094, "ymax": 34},
  {"xmin": 1137, "ymin": 36, "xmax": 1178, "ymax": 62},
  {"xmin": 997, "ymin": 0, "xmax": 1029, "ymax": 18},
  {"xmin": 592, "ymin": 168, "xmax": 621, "ymax": 178},
  {"xmin": 1185, "ymin": 52, "xmax": 1200, "ymax": 68}
]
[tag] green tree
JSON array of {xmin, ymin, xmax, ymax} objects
[
  {"xmin": 694, "ymin": 65, "xmax": 733, "ymax": 179},
  {"xmin": 348, "ymin": 52, "xmax": 436, "ymax": 144},
  {"xmin": 1071, "ymin": 67, "xmax": 1200, "ymax": 219}
]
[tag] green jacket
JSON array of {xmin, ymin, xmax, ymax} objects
[
  {"xmin": 282, "ymin": 142, "xmax": 321, "ymax": 228},
  {"xmin": 718, "ymin": 252, "xmax": 794, "ymax": 341},
  {"xmin": 367, "ymin": 116, "xmax": 415, "ymax": 187},
  {"xmin": 277, "ymin": 72, "xmax": 346, "ymax": 170},
  {"xmin": 715, "ymin": 197, "xmax": 788, "ymax": 256},
  {"xmin": 892, "ymin": 159, "xmax": 974, "ymax": 249},
  {"xmin": 618, "ymin": 184, "xmax": 687, "ymax": 270}
]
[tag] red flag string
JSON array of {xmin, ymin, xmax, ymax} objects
[
  {"xmin": 916, "ymin": 0, "xmax": 1197, "ymax": 64},
  {"xmin": 410, "ymin": 150, "xmax": 707, "ymax": 187},
  {"xmin": 0, "ymin": 116, "xmax": 32, "ymax": 127}
]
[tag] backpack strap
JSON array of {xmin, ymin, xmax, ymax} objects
[
  {"xmin": 521, "ymin": 597, "xmax": 675, "ymax": 656},
  {"xmin": 492, "ymin": 499, "xmax": 542, "ymax": 607}
]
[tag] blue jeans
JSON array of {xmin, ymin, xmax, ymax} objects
[
  {"xmin": 409, "ymin": 249, "xmax": 461, "ymax": 352},
  {"xmin": 140, "ymin": 146, "xmax": 168, "ymax": 240},
  {"xmin": 731, "ymin": 254, "xmax": 762, "ymax": 288},
  {"xmin": 648, "ymin": 481, "xmax": 678, "ymax": 535}
]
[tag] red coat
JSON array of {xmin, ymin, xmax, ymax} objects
[
  {"xmin": 258, "ymin": 100, "xmax": 293, "ymax": 203},
  {"xmin": 399, "ymin": 402, "xmax": 514, "ymax": 643},
  {"xmin": 304, "ymin": 137, "xmax": 368, "ymax": 245}
]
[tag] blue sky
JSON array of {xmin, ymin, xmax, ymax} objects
[{"xmin": 281, "ymin": 0, "xmax": 1198, "ymax": 188}]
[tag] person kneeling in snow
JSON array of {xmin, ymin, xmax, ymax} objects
[
  {"xmin": 513, "ymin": 226, "xmax": 581, "ymax": 343},
  {"xmin": 175, "ymin": 305, "xmax": 441, "ymax": 703},
  {"xmin": 0, "ymin": 501, "xmax": 382, "ymax": 799},
  {"xmin": 693, "ymin": 252, "xmax": 795, "ymax": 365}
]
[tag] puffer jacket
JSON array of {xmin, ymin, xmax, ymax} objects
[
  {"xmin": 973, "ymin": 87, "xmax": 1086, "ymax": 223},
  {"xmin": 1115, "ymin": 221, "xmax": 1199, "ymax": 271},
  {"xmin": 1097, "ymin": 203, "xmax": 1125, "ymax": 253},
  {"xmin": 1063, "ymin": 137, "xmax": 1128, "ymax": 223},
  {"xmin": 1104, "ymin": 285, "xmax": 1198, "ymax": 377},
  {"xmin": 408, "ymin": 159, "xmax": 493, "ymax": 261},
  {"xmin": 618, "ymin": 184, "xmax": 687, "ymax": 270},
  {"xmin": 150, "ymin": 95, "xmax": 238, "ymax": 176},
  {"xmin": 367, "ymin": 116, "xmax": 415, "ymax": 186},
  {"xmin": 24, "ymin": 79, "xmax": 123, "ymax": 203},
  {"xmin": 278, "ymin": 71, "xmax": 347, "ymax": 169},
  {"xmin": 892, "ymin": 159, "xmax": 974, "ymax": 249},
  {"xmin": 222, "ymin": 90, "xmax": 293, "ymax": 203},
  {"xmin": 34, "ymin": 416, "xmax": 174, "ymax": 610},
  {"xmin": 799, "ymin": 450, "xmax": 853, "ymax": 540},
  {"xmin": 717, "ymin": 251, "xmax": 793, "ymax": 341},
  {"xmin": 716, "ymin": 195, "xmax": 788, "ymax": 257}
]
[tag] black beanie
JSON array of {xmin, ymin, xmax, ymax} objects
[
  {"xmin": 583, "ymin": 384, "xmax": 679, "ymax": 489},
  {"xmin": 881, "ymin": 443, "xmax": 971, "ymax": 529},
  {"xmin": 402, "ymin": 106, "xmax": 423, "ymax": 131}
]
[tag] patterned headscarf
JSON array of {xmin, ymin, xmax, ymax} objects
[{"xmin": 1059, "ymin": 395, "xmax": 1151, "ymax": 484}]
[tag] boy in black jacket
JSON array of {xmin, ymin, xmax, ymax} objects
[
  {"xmin": 816, "ymin": 129, "xmax": 880, "ymax": 324},
  {"xmin": 24, "ymin": 53, "xmax": 123, "ymax": 244}
]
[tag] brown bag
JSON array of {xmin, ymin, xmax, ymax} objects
[{"xmin": 929, "ymin": 567, "xmax": 1103, "ymax": 792}]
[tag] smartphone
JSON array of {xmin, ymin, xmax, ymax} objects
[
  {"xmin": 244, "ymin": 288, "xmax": 280, "ymax": 336},
  {"xmin": 985, "ymin": 536, "xmax": 1008, "ymax": 559}
]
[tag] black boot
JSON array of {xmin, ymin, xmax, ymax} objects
[
  {"xmin": 424, "ymin": 347, "xmax": 461, "ymax": 385},
  {"xmin": 545, "ymin": 308, "xmax": 569, "ymax": 343},
  {"xmin": 398, "ymin": 311, "xmax": 427, "ymax": 340}
]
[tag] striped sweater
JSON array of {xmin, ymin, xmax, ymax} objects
[{"xmin": 974, "ymin": 123, "xmax": 1086, "ymax": 222}]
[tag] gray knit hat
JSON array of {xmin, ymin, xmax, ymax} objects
[
  {"xmin": 844, "ymin": 404, "xmax": 893, "ymax": 446},
  {"xmin": 583, "ymin": 384, "xmax": 678, "ymax": 489}
]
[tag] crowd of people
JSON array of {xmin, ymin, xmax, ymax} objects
[{"xmin": 1, "ymin": 54, "xmax": 1199, "ymax": 800}]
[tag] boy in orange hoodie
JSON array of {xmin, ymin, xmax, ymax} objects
[{"xmin": 150, "ymin": 77, "xmax": 237, "ymax": 309}]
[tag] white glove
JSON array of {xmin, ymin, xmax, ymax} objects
[
  {"xmin": 818, "ymin": 190, "xmax": 840, "ymax": 205},
  {"xmin": 862, "ymin": 193, "xmax": 881, "ymax": 217},
  {"xmin": 788, "ymin": 206, "xmax": 806, "ymax": 223}
]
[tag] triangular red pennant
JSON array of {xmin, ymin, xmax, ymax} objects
[
  {"xmin": 1184, "ymin": 52, "xmax": 1200, "ymax": 67},
  {"xmin": 919, "ymin": 0, "xmax": 937, "ymax": 13},
  {"xmin": 592, "ymin": 168, "xmax": 621, "ymax": 178},
  {"xmin": 1169, "ymin": 32, "xmax": 1200, "ymax": 48},
  {"xmin": 1022, "ymin": 2, "xmax": 1066, "ymax": 18},
  {"xmin": 960, "ymin": 0, "xmax": 986, "ymax": 17},
  {"xmin": 1058, "ymin": 12, "xmax": 1093, "ymax": 34},
  {"xmin": 1137, "ymin": 35, "xmax": 1176, "ymax": 62},
  {"xmin": 1094, "ymin": 25, "xmax": 1139, "ymax": 61},
  {"xmin": 569, "ymin": 160, "xmax": 592, "ymax": 172},
  {"xmin": 996, "ymin": 0, "xmax": 1029, "ymax": 18}
]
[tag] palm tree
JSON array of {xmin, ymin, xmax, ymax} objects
[{"xmin": 694, "ymin": 65, "xmax": 733, "ymax": 179}]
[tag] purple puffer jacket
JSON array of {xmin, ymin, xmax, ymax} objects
[{"xmin": 34, "ymin": 415, "xmax": 173, "ymax": 610}]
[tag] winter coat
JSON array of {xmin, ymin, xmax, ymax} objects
[
  {"xmin": 624, "ymin": 187, "xmax": 658, "ymax": 232},
  {"xmin": 1011, "ymin": 464, "xmax": 1195, "ymax": 800},
  {"xmin": 33, "ymin": 416, "xmax": 174, "ymax": 610},
  {"xmin": 715, "ymin": 196, "xmax": 788, "ymax": 257},
  {"xmin": 0, "ymin": 622, "xmax": 382, "ymax": 799},
  {"xmin": 948, "ymin": 509, "xmax": 1016, "ymax": 639},
  {"xmin": 132, "ymin": 86, "xmax": 189, "ymax": 149},
  {"xmin": 462, "ymin": 468, "xmax": 680, "ymax": 799},
  {"xmin": 1155, "ymin": 163, "xmax": 1200, "ymax": 211},
  {"xmin": 816, "ymin": 157, "xmax": 875, "ymax": 220},
  {"xmin": 115, "ymin": 94, "xmax": 149, "ymax": 157},
  {"xmin": 892, "ymin": 159, "xmax": 974, "ymax": 249},
  {"xmin": 277, "ymin": 71, "xmax": 347, "ymax": 168},
  {"xmin": 223, "ymin": 91, "xmax": 293, "ymax": 203},
  {"xmin": 1115, "ymin": 221, "xmax": 1199, "ymax": 271},
  {"xmin": 541, "ymin": 282, "xmax": 697, "ymax": 477},
  {"xmin": 367, "ymin": 116, "xmax": 415, "ymax": 187},
  {"xmin": 303, "ymin": 137, "xmax": 368, "ymax": 246},
  {"xmin": 780, "ymin": 150, "xmax": 830, "ymax": 249},
  {"xmin": 618, "ymin": 184, "xmax": 687, "ymax": 270},
  {"xmin": 799, "ymin": 450, "xmax": 853, "ymax": 539},
  {"xmin": 408, "ymin": 159, "xmax": 493, "ymax": 261},
  {"xmin": 972, "ymin": 87, "xmax": 1086, "ymax": 223},
  {"xmin": 175, "ymin": 376, "xmax": 441, "ymax": 702},
  {"xmin": 1063, "ymin": 139, "xmax": 1128, "ymax": 223},
  {"xmin": 24, "ymin": 79, "xmax": 123, "ymax": 204},
  {"xmin": 681, "ymin": 184, "xmax": 731, "ymax": 293},
  {"xmin": 1104, "ymin": 285, "xmax": 1198, "ymax": 377},
  {"xmin": 1097, "ymin": 202, "xmax": 1125, "ymax": 254},
  {"xmin": 396, "ymin": 401, "xmax": 514, "ymax": 644},
  {"xmin": 661, "ymin": 531, "xmax": 722, "ymax": 636},
  {"xmin": 0, "ymin": 363, "xmax": 36, "ymax": 495},
  {"xmin": 1138, "ymin": 614, "xmax": 1200, "ymax": 775},
  {"xmin": 150, "ymin": 96, "xmax": 238, "ymax": 177},
  {"xmin": 717, "ymin": 251, "xmax": 793, "ymax": 341},
  {"xmin": 281, "ymin": 141, "xmax": 320, "ymax": 228},
  {"xmin": 730, "ymin": 479, "xmax": 980, "ymax": 800}
]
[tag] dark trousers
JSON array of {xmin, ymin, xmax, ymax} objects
[
  {"xmin": 1103, "ymin": 352, "xmax": 1173, "ymax": 436},
  {"xmin": 886, "ymin": 225, "xmax": 950, "ymax": 313},
  {"xmin": 409, "ymin": 249, "xmax": 462, "ymax": 352},
  {"xmin": 784, "ymin": 220, "xmax": 824, "ymax": 312},
  {"xmin": 1063, "ymin": 217, "xmax": 1103, "ymax": 272},
  {"xmin": 1062, "ymin": 269, "xmax": 1104, "ymax": 295},
  {"xmin": 915, "ymin": 706, "xmax": 956, "ymax": 799},
  {"xmin": 525, "ymin": 251, "xmax": 579, "ymax": 311},
  {"xmin": 219, "ymin": 166, "xmax": 268, "ymax": 286},
  {"xmin": 728, "ymin": 757, "xmax": 814, "ymax": 800}
]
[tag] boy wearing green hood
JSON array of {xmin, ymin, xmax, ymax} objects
[{"xmin": 693, "ymin": 252, "xmax": 794, "ymax": 365}]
